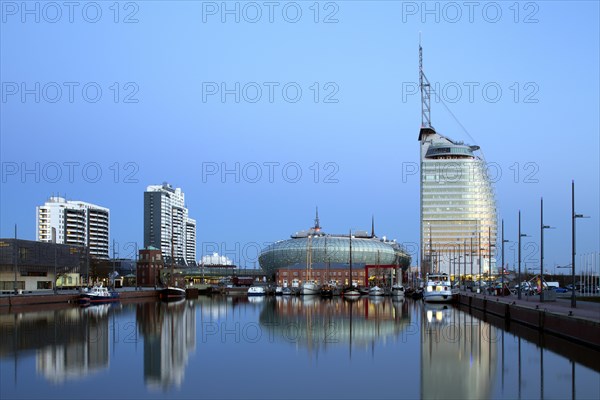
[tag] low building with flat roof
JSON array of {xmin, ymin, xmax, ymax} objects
[{"xmin": 0, "ymin": 238, "xmax": 86, "ymax": 292}]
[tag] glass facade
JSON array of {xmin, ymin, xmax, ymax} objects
[
  {"xmin": 420, "ymin": 134, "xmax": 497, "ymax": 276},
  {"xmin": 259, "ymin": 234, "xmax": 411, "ymax": 274}
]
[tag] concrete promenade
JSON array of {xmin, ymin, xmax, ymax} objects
[
  {"xmin": 460, "ymin": 290, "xmax": 600, "ymax": 321},
  {"xmin": 458, "ymin": 290, "xmax": 600, "ymax": 348}
]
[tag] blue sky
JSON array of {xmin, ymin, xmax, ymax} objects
[{"xmin": 1, "ymin": 1, "xmax": 599, "ymax": 272}]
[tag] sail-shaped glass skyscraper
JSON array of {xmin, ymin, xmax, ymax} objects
[{"xmin": 418, "ymin": 44, "xmax": 497, "ymax": 278}]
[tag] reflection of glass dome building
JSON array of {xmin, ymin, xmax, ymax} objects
[
  {"xmin": 259, "ymin": 297, "xmax": 411, "ymax": 349},
  {"xmin": 258, "ymin": 211, "xmax": 411, "ymax": 274}
]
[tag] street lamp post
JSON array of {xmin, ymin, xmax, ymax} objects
[
  {"xmin": 571, "ymin": 180, "xmax": 588, "ymax": 308},
  {"xmin": 54, "ymin": 246, "xmax": 57, "ymax": 294},
  {"xmin": 501, "ymin": 219, "xmax": 510, "ymax": 297},
  {"xmin": 449, "ymin": 245, "xmax": 452, "ymax": 286},
  {"xmin": 453, "ymin": 247, "xmax": 457, "ymax": 285},
  {"xmin": 518, "ymin": 211, "xmax": 529, "ymax": 300},
  {"xmin": 470, "ymin": 237, "xmax": 473, "ymax": 281},
  {"xmin": 488, "ymin": 226, "xmax": 495, "ymax": 289},
  {"xmin": 457, "ymin": 252, "xmax": 462, "ymax": 289},
  {"xmin": 13, "ymin": 225, "xmax": 18, "ymax": 294},
  {"xmin": 463, "ymin": 239, "xmax": 467, "ymax": 290},
  {"xmin": 478, "ymin": 232, "xmax": 482, "ymax": 293},
  {"xmin": 540, "ymin": 197, "xmax": 554, "ymax": 300}
]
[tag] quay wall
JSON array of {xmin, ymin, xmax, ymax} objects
[
  {"xmin": 0, "ymin": 290, "xmax": 161, "ymax": 308},
  {"xmin": 458, "ymin": 293, "xmax": 600, "ymax": 349}
]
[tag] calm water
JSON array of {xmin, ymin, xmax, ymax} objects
[{"xmin": 1, "ymin": 296, "xmax": 599, "ymax": 399}]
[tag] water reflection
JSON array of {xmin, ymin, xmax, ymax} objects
[
  {"xmin": 37, "ymin": 304, "xmax": 111, "ymax": 382},
  {"xmin": 0, "ymin": 305, "xmax": 111, "ymax": 383},
  {"xmin": 136, "ymin": 300, "xmax": 196, "ymax": 389},
  {"xmin": 259, "ymin": 296, "xmax": 411, "ymax": 351},
  {"xmin": 0, "ymin": 297, "xmax": 598, "ymax": 399},
  {"xmin": 421, "ymin": 303, "xmax": 496, "ymax": 400}
]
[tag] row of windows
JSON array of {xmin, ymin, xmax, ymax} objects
[
  {"xmin": 422, "ymin": 194, "xmax": 488, "ymax": 200},
  {"xmin": 279, "ymin": 271, "xmax": 365, "ymax": 277},
  {"xmin": 422, "ymin": 189, "xmax": 493, "ymax": 195}
]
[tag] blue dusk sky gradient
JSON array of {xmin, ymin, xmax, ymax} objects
[{"xmin": 1, "ymin": 1, "xmax": 599, "ymax": 272}]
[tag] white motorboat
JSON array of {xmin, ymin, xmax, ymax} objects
[
  {"xmin": 248, "ymin": 285, "xmax": 266, "ymax": 296},
  {"xmin": 423, "ymin": 273, "xmax": 458, "ymax": 303},
  {"xmin": 368, "ymin": 285, "xmax": 385, "ymax": 296}
]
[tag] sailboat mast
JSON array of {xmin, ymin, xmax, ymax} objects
[
  {"xmin": 309, "ymin": 235, "xmax": 312, "ymax": 281},
  {"xmin": 349, "ymin": 229, "xmax": 353, "ymax": 287},
  {"xmin": 325, "ymin": 235, "xmax": 329, "ymax": 283},
  {"xmin": 306, "ymin": 234, "xmax": 312, "ymax": 282},
  {"xmin": 170, "ymin": 209, "xmax": 175, "ymax": 286}
]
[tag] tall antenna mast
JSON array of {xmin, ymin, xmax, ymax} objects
[{"xmin": 419, "ymin": 35, "xmax": 432, "ymax": 129}]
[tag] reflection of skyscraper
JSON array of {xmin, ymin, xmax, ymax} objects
[
  {"xmin": 138, "ymin": 301, "xmax": 196, "ymax": 389},
  {"xmin": 36, "ymin": 306, "xmax": 110, "ymax": 382},
  {"xmin": 420, "ymin": 305, "xmax": 497, "ymax": 399},
  {"xmin": 418, "ymin": 44, "xmax": 497, "ymax": 276}
]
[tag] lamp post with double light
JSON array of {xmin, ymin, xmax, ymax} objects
[
  {"xmin": 501, "ymin": 219, "xmax": 510, "ymax": 296},
  {"xmin": 518, "ymin": 211, "xmax": 530, "ymax": 300},
  {"xmin": 540, "ymin": 197, "xmax": 555, "ymax": 300},
  {"xmin": 571, "ymin": 180, "xmax": 588, "ymax": 308}
]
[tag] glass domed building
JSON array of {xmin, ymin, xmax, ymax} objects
[{"xmin": 258, "ymin": 212, "xmax": 411, "ymax": 275}]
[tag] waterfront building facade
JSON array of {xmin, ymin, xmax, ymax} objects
[
  {"xmin": 36, "ymin": 196, "xmax": 109, "ymax": 259},
  {"xmin": 275, "ymin": 265, "xmax": 369, "ymax": 287},
  {"xmin": 259, "ymin": 212, "xmax": 411, "ymax": 278},
  {"xmin": 144, "ymin": 183, "xmax": 197, "ymax": 266},
  {"xmin": 137, "ymin": 246, "xmax": 163, "ymax": 287},
  {"xmin": 418, "ymin": 44, "xmax": 497, "ymax": 277},
  {"xmin": 0, "ymin": 238, "xmax": 86, "ymax": 291}
]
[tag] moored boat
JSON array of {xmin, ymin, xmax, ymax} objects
[
  {"xmin": 80, "ymin": 284, "xmax": 120, "ymax": 305},
  {"xmin": 368, "ymin": 285, "xmax": 385, "ymax": 296},
  {"xmin": 160, "ymin": 286, "xmax": 186, "ymax": 301},
  {"xmin": 342, "ymin": 286, "xmax": 361, "ymax": 298},
  {"xmin": 391, "ymin": 284, "xmax": 405, "ymax": 297},
  {"xmin": 248, "ymin": 285, "xmax": 266, "ymax": 296},
  {"xmin": 423, "ymin": 273, "xmax": 458, "ymax": 303},
  {"xmin": 320, "ymin": 280, "xmax": 338, "ymax": 297},
  {"xmin": 301, "ymin": 281, "xmax": 320, "ymax": 295}
]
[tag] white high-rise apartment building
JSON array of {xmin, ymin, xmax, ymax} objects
[
  {"xmin": 144, "ymin": 183, "xmax": 197, "ymax": 266},
  {"xmin": 36, "ymin": 196, "xmax": 110, "ymax": 259}
]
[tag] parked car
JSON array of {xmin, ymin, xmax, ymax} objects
[
  {"xmin": 565, "ymin": 284, "xmax": 599, "ymax": 293},
  {"xmin": 550, "ymin": 286, "xmax": 568, "ymax": 293},
  {"xmin": 580, "ymin": 286, "xmax": 599, "ymax": 293}
]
